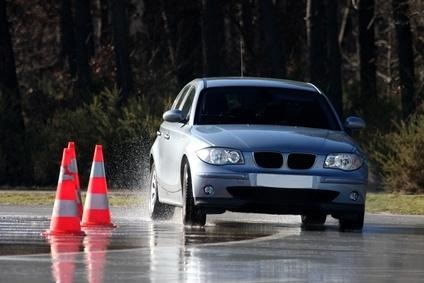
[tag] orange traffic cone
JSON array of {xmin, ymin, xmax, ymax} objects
[
  {"xmin": 68, "ymin": 141, "xmax": 83, "ymax": 219},
  {"xmin": 44, "ymin": 148, "xmax": 84, "ymax": 236},
  {"xmin": 48, "ymin": 235, "xmax": 82, "ymax": 283},
  {"xmin": 83, "ymin": 229, "xmax": 112, "ymax": 283},
  {"xmin": 82, "ymin": 145, "xmax": 115, "ymax": 227}
]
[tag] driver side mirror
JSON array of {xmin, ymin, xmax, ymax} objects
[
  {"xmin": 163, "ymin": 109, "xmax": 185, "ymax": 123},
  {"xmin": 344, "ymin": 116, "xmax": 365, "ymax": 130}
]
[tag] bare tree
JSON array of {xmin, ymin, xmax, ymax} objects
[
  {"xmin": 281, "ymin": 0, "xmax": 306, "ymax": 81},
  {"xmin": 392, "ymin": 0, "xmax": 416, "ymax": 118},
  {"xmin": 110, "ymin": 0, "xmax": 133, "ymax": 103},
  {"xmin": 59, "ymin": 0, "xmax": 76, "ymax": 77},
  {"xmin": 325, "ymin": 0, "xmax": 343, "ymax": 116},
  {"xmin": 306, "ymin": 0, "xmax": 327, "ymax": 90},
  {"xmin": 162, "ymin": 0, "xmax": 202, "ymax": 86},
  {"xmin": 0, "ymin": 0, "xmax": 31, "ymax": 184},
  {"xmin": 241, "ymin": 0, "xmax": 255, "ymax": 76},
  {"xmin": 358, "ymin": 0, "xmax": 377, "ymax": 101},
  {"xmin": 202, "ymin": 0, "xmax": 224, "ymax": 76},
  {"xmin": 99, "ymin": 0, "xmax": 110, "ymax": 46},
  {"xmin": 74, "ymin": 0, "xmax": 93, "ymax": 96},
  {"xmin": 260, "ymin": 0, "xmax": 286, "ymax": 78}
]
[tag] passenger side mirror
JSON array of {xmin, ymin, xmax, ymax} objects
[
  {"xmin": 163, "ymin": 109, "xmax": 185, "ymax": 123},
  {"xmin": 344, "ymin": 116, "xmax": 365, "ymax": 130}
]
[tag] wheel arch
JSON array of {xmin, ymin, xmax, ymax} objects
[
  {"xmin": 180, "ymin": 155, "xmax": 189, "ymax": 189},
  {"xmin": 149, "ymin": 154, "xmax": 154, "ymax": 171}
]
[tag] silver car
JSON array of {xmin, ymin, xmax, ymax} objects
[{"xmin": 149, "ymin": 77, "xmax": 367, "ymax": 230}]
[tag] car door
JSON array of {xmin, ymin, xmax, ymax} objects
[
  {"xmin": 158, "ymin": 85, "xmax": 196, "ymax": 205},
  {"xmin": 156, "ymin": 85, "xmax": 190, "ymax": 190}
]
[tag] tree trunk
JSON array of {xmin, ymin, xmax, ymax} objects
[
  {"xmin": 325, "ymin": 0, "xmax": 343, "ymax": 116},
  {"xmin": 0, "ymin": 0, "xmax": 32, "ymax": 185},
  {"xmin": 222, "ymin": 2, "xmax": 241, "ymax": 76},
  {"xmin": 306, "ymin": 0, "xmax": 327, "ymax": 90},
  {"xmin": 202, "ymin": 0, "xmax": 224, "ymax": 76},
  {"xmin": 77, "ymin": 0, "xmax": 94, "ymax": 57},
  {"xmin": 284, "ymin": 0, "xmax": 307, "ymax": 81},
  {"xmin": 162, "ymin": 0, "xmax": 202, "ymax": 87},
  {"xmin": 392, "ymin": 0, "xmax": 416, "ymax": 118},
  {"xmin": 110, "ymin": 0, "xmax": 133, "ymax": 103},
  {"xmin": 358, "ymin": 0, "xmax": 377, "ymax": 101},
  {"xmin": 241, "ymin": 0, "xmax": 255, "ymax": 76},
  {"xmin": 260, "ymin": 0, "xmax": 286, "ymax": 78},
  {"xmin": 74, "ymin": 0, "xmax": 93, "ymax": 97},
  {"xmin": 99, "ymin": 0, "xmax": 110, "ymax": 46},
  {"xmin": 59, "ymin": 0, "xmax": 77, "ymax": 77}
]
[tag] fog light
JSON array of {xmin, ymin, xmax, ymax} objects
[
  {"xmin": 350, "ymin": 191, "xmax": 359, "ymax": 201},
  {"xmin": 204, "ymin": 185, "xmax": 215, "ymax": 195}
]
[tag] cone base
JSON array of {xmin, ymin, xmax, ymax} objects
[
  {"xmin": 42, "ymin": 230, "xmax": 86, "ymax": 236},
  {"xmin": 81, "ymin": 222, "xmax": 116, "ymax": 228}
]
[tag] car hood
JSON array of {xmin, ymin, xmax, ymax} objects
[{"xmin": 191, "ymin": 125, "xmax": 359, "ymax": 154}]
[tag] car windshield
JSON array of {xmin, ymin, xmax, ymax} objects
[{"xmin": 195, "ymin": 86, "xmax": 340, "ymax": 130}]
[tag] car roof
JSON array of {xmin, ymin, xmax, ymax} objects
[{"xmin": 197, "ymin": 77, "xmax": 319, "ymax": 93}]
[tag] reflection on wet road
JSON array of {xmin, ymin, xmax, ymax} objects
[{"xmin": 1, "ymin": 210, "xmax": 424, "ymax": 282}]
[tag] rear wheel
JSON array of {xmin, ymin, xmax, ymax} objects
[
  {"xmin": 182, "ymin": 162, "xmax": 206, "ymax": 226},
  {"xmin": 301, "ymin": 214, "xmax": 327, "ymax": 229},
  {"xmin": 149, "ymin": 164, "xmax": 174, "ymax": 220},
  {"xmin": 339, "ymin": 210, "xmax": 364, "ymax": 231}
]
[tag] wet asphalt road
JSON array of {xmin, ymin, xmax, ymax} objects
[{"xmin": 1, "ymin": 205, "xmax": 424, "ymax": 282}]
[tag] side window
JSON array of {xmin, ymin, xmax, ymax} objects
[
  {"xmin": 180, "ymin": 87, "xmax": 196, "ymax": 119},
  {"xmin": 172, "ymin": 85, "xmax": 191, "ymax": 110}
]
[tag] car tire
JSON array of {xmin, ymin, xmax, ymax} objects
[
  {"xmin": 301, "ymin": 214, "xmax": 327, "ymax": 229},
  {"xmin": 149, "ymin": 164, "xmax": 175, "ymax": 220},
  {"xmin": 339, "ymin": 209, "xmax": 364, "ymax": 231},
  {"xmin": 182, "ymin": 161, "xmax": 206, "ymax": 226}
]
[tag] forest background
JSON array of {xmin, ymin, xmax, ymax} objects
[{"xmin": 0, "ymin": 0, "xmax": 423, "ymax": 193}]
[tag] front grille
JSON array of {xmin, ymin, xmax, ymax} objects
[
  {"xmin": 227, "ymin": 187, "xmax": 339, "ymax": 203},
  {"xmin": 254, "ymin": 152, "xmax": 283, "ymax": 168},
  {"xmin": 287, "ymin": 153, "xmax": 315, "ymax": 169}
]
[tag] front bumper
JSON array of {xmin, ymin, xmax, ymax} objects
[{"xmin": 191, "ymin": 168, "xmax": 367, "ymax": 217}]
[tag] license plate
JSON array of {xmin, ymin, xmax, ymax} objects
[{"xmin": 256, "ymin": 174, "xmax": 314, "ymax": 188}]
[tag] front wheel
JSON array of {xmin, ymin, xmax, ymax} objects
[
  {"xmin": 149, "ymin": 164, "xmax": 174, "ymax": 220},
  {"xmin": 301, "ymin": 213, "xmax": 327, "ymax": 229},
  {"xmin": 339, "ymin": 209, "xmax": 364, "ymax": 231},
  {"xmin": 182, "ymin": 162, "xmax": 206, "ymax": 226}
]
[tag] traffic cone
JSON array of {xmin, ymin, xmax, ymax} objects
[
  {"xmin": 48, "ymin": 235, "xmax": 82, "ymax": 283},
  {"xmin": 43, "ymin": 148, "xmax": 84, "ymax": 236},
  {"xmin": 83, "ymin": 229, "xmax": 112, "ymax": 283},
  {"xmin": 68, "ymin": 141, "xmax": 83, "ymax": 219},
  {"xmin": 82, "ymin": 145, "xmax": 115, "ymax": 227}
]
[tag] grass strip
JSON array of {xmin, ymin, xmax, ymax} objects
[
  {"xmin": 0, "ymin": 191, "xmax": 144, "ymax": 207},
  {"xmin": 366, "ymin": 193, "xmax": 424, "ymax": 215},
  {"xmin": 0, "ymin": 191, "xmax": 424, "ymax": 215}
]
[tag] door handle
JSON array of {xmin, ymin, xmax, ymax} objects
[
  {"xmin": 156, "ymin": 131, "xmax": 162, "ymax": 137},
  {"xmin": 164, "ymin": 134, "xmax": 170, "ymax": 140}
]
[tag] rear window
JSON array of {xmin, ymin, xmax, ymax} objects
[{"xmin": 194, "ymin": 87, "xmax": 340, "ymax": 130}]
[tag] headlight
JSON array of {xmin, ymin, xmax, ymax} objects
[
  {"xmin": 197, "ymin": 148, "xmax": 244, "ymax": 165},
  {"xmin": 324, "ymin": 153, "xmax": 363, "ymax": 171}
]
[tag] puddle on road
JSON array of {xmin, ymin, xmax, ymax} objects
[
  {"xmin": 0, "ymin": 244, "xmax": 50, "ymax": 255},
  {"xmin": 2, "ymin": 213, "xmax": 424, "ymax": 283},
  {"xmin": 0, "ymin": 216, "xmax": 277, "ymax": 256}
]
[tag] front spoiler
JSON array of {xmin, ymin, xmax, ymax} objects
[{"xmin": 196, "ymin": 197, "xmax": 364, "ymax": 218}]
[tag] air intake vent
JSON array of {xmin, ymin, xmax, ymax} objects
[
  {"xmin": 227, "ymin": 187, "xmax": 339, "ymax": 203},
  {"xmin": 254, "ymin": 152, "xmax": 283, "ymax": 168},
  {"xmin": 287, "ymin": 153, "xmax": 315, "ymax": 169}
]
